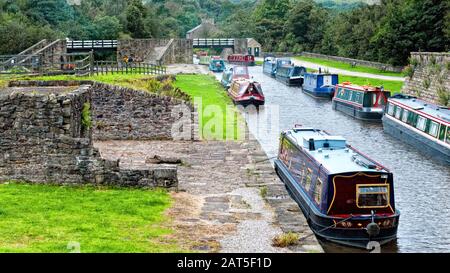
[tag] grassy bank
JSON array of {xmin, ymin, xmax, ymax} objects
[
  {"xmin": 295, "ymin": 56, "xmax": 403, "ymax": 77},
  {"xmin": 174, "ymin": 74, "xmax": 243, "ymax": 140},
  {"xmin": 339, "ymin": 75, "xmax": 403, "ymax": 94},
  {"xmin": 0, "ymin": 182, "xmax": 182, "ymax": 253}
]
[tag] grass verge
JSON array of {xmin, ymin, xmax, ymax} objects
[
  {"xmin": 295, "ymin": 56, "xmax": 403, "ymax": 77},
  {"xmin": 339, "ymin": 75, "xmax": 404, "ymax": 94},
  {"xmin": 0, "ymin": 182, "xmax": 184, "ymax": 253},
  {"xmin": 174, "ymin": 74, "xmax": 243, "ymax": 140}
]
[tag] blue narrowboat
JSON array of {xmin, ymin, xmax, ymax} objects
[
  {"xmin": 263, "ymin": 57, "xmax": 291, "ymax": 77},
  {"xmin": 209, "ymin": 59, "xmax": 225, "ymax": 73},
  {"xmin": 303, "ymin": 73, "xmax": 339, "ymax": 98},
  {"xmin": 275, "ymin": 127, "xmax": 400, "ymax": 248},
  {"xmin": 383, "ymin": 94, "xmax": 450, "ymax": 164},
  {"xmin": 275, "ymin": 65, "xmax": 307, "ymax": 86},
  {"xmin": 332, "ymin": 82, "xmax": 391, "ymax": 121}
]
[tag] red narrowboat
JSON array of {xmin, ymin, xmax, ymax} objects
[
  {"xmin": 228, "ymin": 54, "xmax": 256, "ymax": 66},
  {"xmin": 228, "ymin": 79, "xmax": 265, "ymax": 106}
]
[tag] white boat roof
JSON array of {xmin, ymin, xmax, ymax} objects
[
  {"xmin": 389, "ymin": 95, "xmax": 450, "ymax": 124},
  {"xmin": 285, "ymin": 128, "xmax": 389, "ymax": 174}
]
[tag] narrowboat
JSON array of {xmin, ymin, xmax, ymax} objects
[
  {"xmin": 199, "ymin": 55, "xmax": 211, "ymax": 65},
  {"xmin": 275, "ymin": 65, "xmax": 307, "ymax": 86},
  {"xmin": 332, "ymin": 82, "xmax": 391, "ymax": 121},
  {"xmin": 383, "ymin": 94, "xmax": 450, "ymax": 164},
  {"xmin": 220, "ymin": 66, "xmax": 250, "ymax": 88},
  {"xmin": 303, "ymin": 73, "xmax": 339, "ymax": 98},
  {"xmin": 227, "ymin": 79, "xmax": 265, "ymax": 106},
  {"xmin": 275, "ymin": 127, "xmax": 400, "ymax": 248},
  {"xmin": 263, "ymin": 57, "xmax": 292, "ymax": 77},
  {"xmin": 209, "ymin": 58, "xmax": 225, "ymax": 73},
  {"xmin": 228, "ymin": 54, "xmax": 255, "ymax": 66}
]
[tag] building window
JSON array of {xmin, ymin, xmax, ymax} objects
[
  {"xmin": 387, "ymin": 103, "xmax": 395, "ymax": 116},
  {"xmin": 314, "ymin": 178, "xmax": 323, "ymax": 204},
  {"xmin": 428, "ymin": 121, "xmax": 439, "ymax": 137},
  {"xmin": 395, "ymin": 106, "xmax": 402, "ymax": 120},
  {"xmin": 416, "ymin": 116, "xmax": 427, "ymax": 131},
  {"xmin": 357, "ymin": 185, "xmax": 389, "ymax": 208},
  {"xmin": 402, "ymin": 109, "xmax": 409, "ymax": 123}
]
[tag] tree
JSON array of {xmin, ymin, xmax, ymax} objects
[{"xmin": 125, "ymin": 1, "xmax": 147, "ymax": 38}]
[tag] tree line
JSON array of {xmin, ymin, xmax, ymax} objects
[{"xmin": 0, "ymin": 0, "xmax": 448, "ymax": 66}]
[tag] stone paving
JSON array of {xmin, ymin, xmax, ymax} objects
[{"xmin": 94, "ymin": 139, "xmax": 323, "ymax": 253}]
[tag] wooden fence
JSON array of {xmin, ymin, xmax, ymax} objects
[{"xmin": 94, "ymin": 61, "xmax": 166, "ymax": 75}]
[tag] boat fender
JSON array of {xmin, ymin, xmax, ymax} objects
[{"xmin": 366, "ymin": 222, "xmax": 380, "ymax": 237}]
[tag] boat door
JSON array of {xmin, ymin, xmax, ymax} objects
[{"xmin": 323, "ymin": 75, "xmax": 333, "ymax": 86}]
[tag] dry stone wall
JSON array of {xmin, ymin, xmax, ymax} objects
[
  {"xmin": 0, "ymin": 81, "xmax": 183, "ymax": 188},
  {"xmin": 402, "ymin": 52, "xmax": 450, "ymax": 106}
]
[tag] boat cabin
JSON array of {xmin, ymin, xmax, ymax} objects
[
  {"xmin": 228, "ymin": 79, "xmax": 265, "ymax": 106},
  {"xmin": 275, "ymin": 65, "xmax": 307, "ymax": 86},
  {"xmin": 303, "ymin": 73, "xmax": 339, "ymax": 98},
  {"xmin": 263, "ymin": 57, "xmax": 292, "ymax": 77},
  {"xmin": 220, "ymin": 66, "xmax": 250, "ymax": 88},
  {"xmin": 275, "ymin": 127, "xmax": 400, "ymax": 248},
  {"xmin": 383, "ymin": 94, "xmax": 450, "ymax": 163},
  {"xmin": 209, "ymin": 59, "xmax": 225, "ymax": 72},
  {"xmin": 332, "ymin": 82, "xmax": 391, "ymax": 121},
  {"xmin": 228, "ymin": 54, "xmax": 255, "ymax": 66}
]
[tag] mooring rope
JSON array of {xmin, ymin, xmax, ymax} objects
[{"xmin": 298, "ymin": 215, "xmax": 354, "ymax": 242}]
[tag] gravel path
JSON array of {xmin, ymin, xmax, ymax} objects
[
  {"xmin": 219, "ymin": 187, "xmax": 291, "ymax": 253},
  {"xmin": 166, "ymin": 64, "xmax": 209, "ymax": 75}
]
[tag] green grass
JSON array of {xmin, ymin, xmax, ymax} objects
[
  {"xmin": 295, "ymin": 56, "xmax": 404, "ymax": 77},
  {"xmin": 174, "ymin": 74, "xmax": 243, "ymax": 140},
  {"xmin": 0, "ymin": 182, "xmax": 183, "ymax": 253},
  {"xmin": 340, "ymin": 75, "xmax": 404, "ymax": 94}
]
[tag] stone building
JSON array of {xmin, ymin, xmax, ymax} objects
[
  {"xmin": 246, "ymin": 38, "xmax": 262, "ymax": 57},
  {"xmin": 402, "ymin": 52, "xmax": 450, "ymax": 106}
]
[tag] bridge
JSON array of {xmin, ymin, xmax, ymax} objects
[
  {"xmin": 192, "ymin": 38, "xmax": 235, "ymax": 49},
  {"xmin": 66, "ymin": 40, "xmax": 118, "ymax": 52}
]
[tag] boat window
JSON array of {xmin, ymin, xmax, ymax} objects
[
  {"xmin": 402, "ymin": 109, "xmax": 409, "ymax": 123},
  {"xmin": 395, "ymin": 106, "xmax": 402, "ymax": 120},
  {"xmin": 387, "ymin": 103, "xmax": 395, "ymax": 116},
  {"xmin": 428, "ymin": 121, "xmax": 439, "ymax": 137},
  {"xmin": 416, "ymin": 116, "xmax": 427, "ymax": 131},
  {"xmin": 357, "ymin": 185, "xmax": 389, "ymax": 208},
  {"xmin": 314, "ymin": 178, "xmax": 323, "ymax": 204},
  {"xmin": 446, "ymin": 126, "xmax": 450, "ymax": 144},
  {"xmin": 304, "ymin": 169, "xmax": 313, "ymax": 192},
  {"xmin": 439, "ymin": 125, "xmax": 447, "ymax": 141}
]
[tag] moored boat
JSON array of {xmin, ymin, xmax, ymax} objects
[
  {"xmin": 275, "ymin": 65, "xmax": 307, "ymax": 86},
  {"xmin": 382, "ymin": 94, "xmax": 450, "ymax": 164},
  {"xmin": 228, "ymin": 54, "xmax": 255, "ymax": 66},
  {"xmin": 303, "ymin": 73, "xmax": 339, "ymax": 98},
  {"xmin": 262, "ymin": 57, "xmax": 291, "ymax": 77},
  {"xmin": 332, "ymin": 82, "xmax": 390, "ymax": 121},
  {"xmin": 220, "ymin": 66, "xmax": 250, "ymax": 88},
  {"xmin": 209, "ymin": 58, "xmax": 225, "ymax": 72},
  {"xmin": 199, "ymin": 55, "xmax": 211, "ymax": 65},
  {"xmin": 227, "ymin": 78, "xmax": 265, "ymax": 106},
  {"xmin": 275, "ymin": 127, "xmax": 400, "ymax": 248}
]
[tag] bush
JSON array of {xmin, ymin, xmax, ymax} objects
[
  {"xmin": 272, "ymin": 232, "xmax": 299, "ymax": 248},
  {"xmin": 402, "ymin": 65, "xmax": 415, "ymax": 78},
  {"xmin": 81, "ymin": 102, "xmax": 92, "ymax": 130},
  {"xmin": 437, "ymin": 86, "xmax": 449, "ymax": 106}
]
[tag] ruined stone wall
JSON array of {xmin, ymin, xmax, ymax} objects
[
  {"xmin": 0, "ymin": 81, "xmax": 179, "ymax": 188},
  {"xmin": 300, "ymin": 52, "xmax": 404, "ymax": 73},
  {"xmin": 91, "ymin": 82, "xmax": 197, "ymax": 141},
  {"xmin": 402, "ymin": 52, "xmax": 450, "ymax": 106},
  {"xmin": 158, "ymin": 39, "xmax": 193, "ymax": 65}
]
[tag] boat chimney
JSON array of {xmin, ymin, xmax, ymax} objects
[{"xmin": 309, "ymin": 138, "xmax": 315, "ymax": 151}]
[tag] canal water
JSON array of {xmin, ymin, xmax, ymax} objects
[{"xmin": 214, "ymin": 66, "xmax": 450, "ymax": 253}]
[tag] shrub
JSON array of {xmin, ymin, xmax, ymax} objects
[
  {"xmin": 260, "ymin": 186, "xmax": 268, "ymax": 198},
  {"xmin": 272, "ymin": 232, "xmax": 299, "ymax": 248},
  {"xmin": 423, "ymin": 78, "xmax": 431, "ymax": 89},
  {"xmin": 409, "ymin": 57, "xmax": 419, "ymax": 67},
  {"xmin": 81, "ymin": 102, "xmax": 92, "ymax": 130},
  {"xmin": 437, "ymin": 86, "xmax": 449, "ymax": 106},
  {"xmin": 402, "ymin": 65, "xmax": 415, "ymax": 78}
]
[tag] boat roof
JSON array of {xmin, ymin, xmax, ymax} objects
[
  {"xmin": 389, "ymin": 95, "xmax": 450, "ymax": 124},
  {"xmin": 305, "ymin": 73, "xmax": 338, "ymax": 77},
  {"xmin": 337, "ymin": 82, "xmax": 386, "ymax": 92},
  {"xmin": 285, "ymin": 128, "xmax": 389, "ymax": 174}
]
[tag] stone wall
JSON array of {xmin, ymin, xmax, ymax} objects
[
  {"xmin": 117, "ymin": 39, "xmax": 193, "ymax": 65},
  {"xmin": 402, "ymin": 52, "xmax": 450, "ymax": 106},
  {"xmin": 0, "ymin": 81, "xmax": 180, "ymax": 188},
  {"xmin": 90, "ymin": 82, "xmax": 197, "ymax": 141},
  {"xmin": 300, "ymin": 52, "xmax": 404, "ymax": 73}
]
